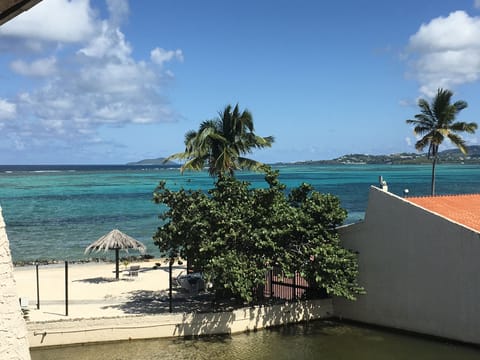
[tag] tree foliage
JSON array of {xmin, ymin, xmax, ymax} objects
[
  {"xmin": 166, "ymin": 104, "xmax": 274, "ymax": 176},
  {"xmin": 153, "ymin": 168, "xmax": 363, "ymax": 303},
  {"xmin": 406, "ymin": 88, "xmax": 477, "ymax": 195}
]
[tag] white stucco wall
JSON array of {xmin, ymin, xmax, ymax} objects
[
  {"xmin": 335, "ymin": 186, "xmax": 480, "ymax": 345},
  {"xmin": 0, "ymin": 208, "xmax": 31, "ymax": 359}
]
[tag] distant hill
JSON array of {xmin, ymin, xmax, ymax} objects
[
  {"xmin": 129, "ymin": 146, "xmax": 480, "ymax": 166},
  {"xmin": 279, "ymin": 146, "xmax": 480, "ymax": 166},
  {"xmin": 438, "ymin": 145, "xmax": 480, "ymax": 157},
  {"xmin": 126, "ymin": 157, "xmax": 178, "ymax": 166}
]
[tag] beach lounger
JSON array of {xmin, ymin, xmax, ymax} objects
[
  {"xmin": 19, "ymin": 297, "xmax": 29, "ymax": 320},
  {"xmin": 176, "ymin": 272, "xmax": 205, "ymax": 293},
  {"xmin": 19, "ymin": 297, "xmax": 29, "ymax": 309},
  {"xmin": 128, "ymin": 265, "xmax": 140, "ymax": 276}
]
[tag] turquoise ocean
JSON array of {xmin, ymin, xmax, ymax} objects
[{"xmin": 2, "ymin": 164, "xmax": 480, "ymax": 263}]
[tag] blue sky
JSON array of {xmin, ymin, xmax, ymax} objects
[{"xmin": 1, "ymin": 0, "xmax": 480, "ymax": 164}]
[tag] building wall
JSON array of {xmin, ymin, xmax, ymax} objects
[
  {"xmin": 0, "ymin": 208, "xmax": 31, "ymax": 359},
  {"xmin": 335, "ymin": 186, "xmax": 480, "ymax": 345}
]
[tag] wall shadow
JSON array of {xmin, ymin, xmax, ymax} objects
[
  {"xmin": 73, "ymin": 277, "xmax": 134, "ymax": 284},
  {"xmin": 101, "ymin": 290, "xmax": 218, "ymax": 314},
  {"xmin": 175, "ymin": 310, "xmax": 236, "ymax": 337}
]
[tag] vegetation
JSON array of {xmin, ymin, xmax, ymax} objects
[
  {"xmin": 153, "ymin": 168, "xmax": 364, "ymax": 303},
  {"xmin": 133, "ymin": 145, "xmax": 480, "ymax": 168},
  {"xmin": 406, "ymin": 88, "xmax": 477, "ymax": 195},
  {"xmin": 166, "ymin": 104, "xmax": 274, "ymax": 176},
  {"xmin": 281, "ymin": 146, "xmax": 480, "ymax": 166}
]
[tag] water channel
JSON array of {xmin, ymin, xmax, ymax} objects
[{"xmin": 30, "ymin": 320, "xmax": 480, "ymax": 360}]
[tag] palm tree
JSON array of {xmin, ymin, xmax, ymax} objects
[
  {"xmin": 406, "ymin": 88, "xmax": 477, "ymax": 195},
  {"xmin": 168, "ymin": 104, "xmax": 274, "ymax": 176}
]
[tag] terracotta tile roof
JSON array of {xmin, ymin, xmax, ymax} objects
[{"xmin": 406, "ymin": 194, "xmax": 480, "ymax": 233}]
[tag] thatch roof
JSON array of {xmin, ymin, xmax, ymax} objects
[{"xmin": 84, "ymin": 229, "xmax": 146, "ymax": 254}]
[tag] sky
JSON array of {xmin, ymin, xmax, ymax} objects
[{"xmin": 1, "ymin": 0, "xmax": 480, "ymax": 164}]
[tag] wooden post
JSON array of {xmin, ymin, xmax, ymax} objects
[
  {"xmin": 115, "ymin": 248, "xmax": 120, "ymax": 280},
  {"xmin": 65, "ymin": 261, "xmax": 69, "ymax": 316},
  {"xmin": 169, "ymin": 259, "xmax": 173, "ymax": 313},
  {"xmin": 36, "ymin": 263, "xmax": 40, "ymax": 309},
  {"xmin": 292, "ymin": 271, "xmax": 297, "ymax": 301},
  {"xmin": 269, "ymin": 269, "xmax": 273, "ymax": 298}
]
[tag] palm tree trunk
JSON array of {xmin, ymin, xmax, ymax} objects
[{"xmin": 431, "ymin": 157, "xmax": 437, "ymax": 196}]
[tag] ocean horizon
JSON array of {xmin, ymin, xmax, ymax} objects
[{"xmin": 1, "ymin": 163, "xmax": 479, "ymax": 263}]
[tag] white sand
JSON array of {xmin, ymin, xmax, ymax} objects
[{"xmin": 13, "ymin": 259, "xmax": 187, "ymax": 322}]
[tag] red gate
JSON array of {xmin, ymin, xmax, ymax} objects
[{"xmin": 264, "ymin": 267, "xmax": 310, "ymax": 301}]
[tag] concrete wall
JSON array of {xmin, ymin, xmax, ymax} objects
[
  {"xmin": 0, "ymin": 208, "xmax": 31, "ymax": 359},
  {"xmin": 27, "ymin": 299, "xmax": 333, "ymax": 348},
  {"xmin": 335, "ymin": 186, "xmax": 480, "ymax": 345}
]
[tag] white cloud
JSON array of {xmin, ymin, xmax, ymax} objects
[
  {"xmin": 105, "ymin": 0, "xmax": 129, "ymax": 26},
  {"xmin": 151, "ymin": 47, "xmax": 184, "ymax": 66},
  {"xmin": 78, "ymin": 23, "xmax": 132, "ymax": 62},
  {"xmin": 405, "ymin": 137, "xmax": 412, "ymax": 147},
  {"xmin": 0, "ymin": 99, "xmax": 17, "ymax": 120},
  {"xmin": 10, "ymin": 57, "xmax": 57, "ymax": 77},
  {"xmin": 0, "ymin": 0, "xmax": 184, "ymax": 158},
  {"xmin": 407, "ymin": 11, "xmax": 480, "ymax": 96},
  {"xmin": 475, "ymin": 0, "xmax": 480, "ymax": 9},
  {"xmin": 0, "ymin": 0, "xmax": 96, "ymax": 44}
]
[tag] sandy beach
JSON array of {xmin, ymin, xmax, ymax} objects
[
  {"xmin": 13, "ymin": 258, "xmax": 333, "ymax": 349},
  {"xmin": 14, "ymin": 258, "xmax": 333, "ymax": 349},
  {"xmin": 13, "ymin": 259, "xmax": 188, "ymax": 322}
]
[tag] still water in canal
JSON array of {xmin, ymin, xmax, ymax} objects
[{"xmin": 30, "ymin": 320, "xmax": 480, "ymax": 360}]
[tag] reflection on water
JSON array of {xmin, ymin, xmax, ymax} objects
[{"xmin": 30, "ymin": 320, "xmax": 480, "ymax": 360}]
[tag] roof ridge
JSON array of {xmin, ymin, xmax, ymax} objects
[{"xmin": 407, "ymin": 193, "xmax": 480, "ymax": 199}]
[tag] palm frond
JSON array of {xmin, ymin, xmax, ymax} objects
[
  {"xmin": 406, "ymin": 119, "xmax": 421, "ymax": 126},
  {"xmin": 447, "ymin": 133, "xmax": 467, "ymax": 154},
  {"xmin": 432, "ymin": 88, "xmax": 452, "ymax": 122},
  {"xmin": 181, "ymin": 156, "xmax": 208, "ymax": 173},
  {"xmin": 450, "ymin": 121, "xmax": 478, "ymax": 134},
  {"xmin": 213, "ymin": 149, "xmax": 236, "ymax": 176},
  {"xmin": 237, "ymin": 107, "xmax": 254, "ymax": 132},
  {"xmin": 164, "ymin": 151, "xmax": 189, "ymax": 161},
  {"xmin": 237, "ymin": 157, "xmax": 266, "ymax": 171},
  {"xmin": 418, "ymin": 98, "xmax": 435, "ymax": 120},
  {"xmin": 184, "ymin": 130, "xmax": 197, "ymax": 144},
  {"xmin": 414, "ymin": 113, "xmax": 435, "ymax": 125},
  {"xmin": 413, "ymin": 125, "xmax": 434, "ymax": 136},
  {"xmin": 415, "ymin": 135, "xmax": 431, "ymax": 152},
  {"xmin": 198, "ymin": 119, "xmax": 219, "ymax": 133},
  {"xmin": 453, "ymin": 100, "xmax": 468, "ymax": 112},
  {"xmin": 254, "ymin": 135, "xmax": 274, "ymax": 147}
]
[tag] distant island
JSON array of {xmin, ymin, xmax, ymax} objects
[
  {"xmin": 130, "ymin": 146, "xmax": 480, "ymax": 167},
  {"xmin": 126, "ymin": 157, "xmax": 178, "ymax": 166},
  {"xmin": 275, "ymin": 146, "xmax": 480, "ymax": 165}
]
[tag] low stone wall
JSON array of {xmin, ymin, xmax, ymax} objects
[{"xmin": 28, "ymin": 299, "xmax": 333, "ymax": 348}]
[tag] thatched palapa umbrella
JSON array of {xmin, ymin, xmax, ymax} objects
[{"xmin": 84, "ymin": 229, "xmax": 146, "ymax": 280}]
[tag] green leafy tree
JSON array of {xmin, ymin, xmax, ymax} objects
[
  {"xmin": 291, "ymin": 189, "xmax": 362, "ymax": 299},
  {"xmin": 152, "ymin": 182, "xmax": 210, "ymax": 272},
  {"xmin": 153, "ymin": 168, "xmax": 364, "ymax": 304},
  {"xmin": 167, "ymin": 104, "xmax": 274, "ymax": 176},
  {"xmin": 406, "ymin": 88, "xmax": 477, "ymax": 195}
]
